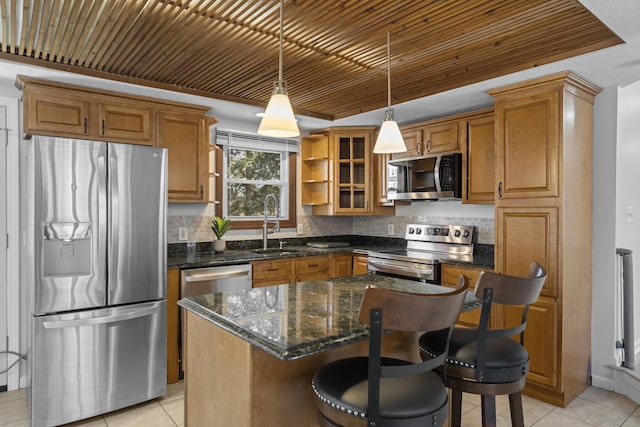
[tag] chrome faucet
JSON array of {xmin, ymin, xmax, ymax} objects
[{"xmin": 263, "ymin": 194, "xmax": 280, "ymax": 249}]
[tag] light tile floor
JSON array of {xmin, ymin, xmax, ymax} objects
[{"xmin": 2, "ymin": 383, "xmax": 640, "ymax": 426}]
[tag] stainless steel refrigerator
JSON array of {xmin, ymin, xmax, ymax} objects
[{"xmin": 23, "ymin": 136, "xmax": 167, "ymax": 427}]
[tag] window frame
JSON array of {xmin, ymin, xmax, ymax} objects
[{"xmin": 214, "ymin": 137, "xmax": 297, "ymax": 231}]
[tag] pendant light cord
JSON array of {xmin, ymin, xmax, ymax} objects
[
  {"xmin": 386, "ymin": 31, "xmax": 391, "ymax": 110},
  {"xmin": 278, "ymin": 0, "xmax": 284, "ymax": 83}
]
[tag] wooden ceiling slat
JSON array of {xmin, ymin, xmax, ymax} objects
[
  {"xmin": 20, "ymin": 0, "xmax": 39, "ymax": 56},
  {"xmin": 108, "ymin": 2, "xmax": 169, "ymax": 73},
  {"xmin": 75, "ymin": 1, "xmax": 119, "ymax": 66},
  {"xmin": 136, "ymin": 0, "xmax": 232, "ymax": 80},
  {"xmin": 92, "ymin": 0, "xmax": 148, "ymax": 70},
  {"xmin": 0, "ymin": 1, "xmax": 9, "ymax": 53},
  {"xmin": 146, "ymin": 0, "xmax": 272, "ymax": 84},
  {"xmin": 54, "ymin": 0, "xmax": 84, "ymax": 63},
  {"xmin": 61, "ymin": 0, "xmax": 96, "ymax": 64}
]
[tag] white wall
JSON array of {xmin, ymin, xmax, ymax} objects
[{"xmin": 592, "ymin": 80, "xmax": 640, "ymax": 390}]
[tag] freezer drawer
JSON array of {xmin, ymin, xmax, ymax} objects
[{"xmin": 31, "ymin": 301, "xmax": 166, "ymax": 427}]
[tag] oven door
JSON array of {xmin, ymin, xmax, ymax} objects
[{"xmin": 367, "ymin": 256, "xmax": 439, "ymax": 283}]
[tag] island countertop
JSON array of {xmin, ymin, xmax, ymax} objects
[{"xmin": 178, "ymin": 274, "xmax": 481, "ymax": 361}]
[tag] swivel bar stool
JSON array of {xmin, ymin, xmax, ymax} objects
[{"xmin": 419, "ymin": 262, "xmax": 547, "ymax": 427}]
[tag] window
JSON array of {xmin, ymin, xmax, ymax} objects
[{"xmin": 215, "ymin": 129, "xmax": 297, "ymax": 230}]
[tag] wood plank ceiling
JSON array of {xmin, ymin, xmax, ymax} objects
[{"xmin": 0, "ymin": 0, "xmax": 623, "ymax": 120}]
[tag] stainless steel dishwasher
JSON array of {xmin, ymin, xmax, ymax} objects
[
  {"xmin": 179, "ymin": 264, "xmax": 252, "ymax": 377},
  {"xmin": 180, "ymin": 264, "xmax": 252, "ymax": 297}
]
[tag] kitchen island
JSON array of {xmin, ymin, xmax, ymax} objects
[{"xmin": 178, "ymin": 274, "xmax": 480, "ymax": 427}]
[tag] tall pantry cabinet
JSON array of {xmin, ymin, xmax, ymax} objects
[{"xmin": 488, "ymin": 72, "xmax": 600, "ymax": 406}]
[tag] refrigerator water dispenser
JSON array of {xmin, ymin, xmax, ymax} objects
[{"xmin": 42, "ymin": 222, "xmax": 92, "ymax": 276}]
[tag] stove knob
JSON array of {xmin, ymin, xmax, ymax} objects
[
  {"xmin": 408, "ymin": 227, "xmax": 415, "ymax": 234},
  {"xmin": 463, "ymin": 230, "xmax": 470, "ymax": 238},
  {"xmin": 454, "ymin": 230, "xmax": 461, "ymax": 237},
  {"xmin": 415, "ymin": 228, "xmax": 422, "ymax": 234}
]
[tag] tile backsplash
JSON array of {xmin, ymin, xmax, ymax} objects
[{"xmin": 168, "ymin": 213, "xmax": 494, "ymax": 245}]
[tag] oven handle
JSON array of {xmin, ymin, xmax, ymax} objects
[{"xmin": 368, "ymin": 258, "xmax": 435, "ymax": 280}]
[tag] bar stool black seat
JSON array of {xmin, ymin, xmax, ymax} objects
[
  {"xmin": 418, "ymin": 262, "xmax": 547, "ymax": 427},
  {"xmin": 311, "ymin": 277, "xmax": 469, "ymax": 427}
]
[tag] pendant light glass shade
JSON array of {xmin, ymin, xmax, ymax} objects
[
  {"xmin": 375, "ymin": 109, "xmax": 406, "ymax": 153},
  {"xmin": 373, "ymin": 32, "xmax": 406, "ymax": 154},
  {"xmin": 258, "ymin": 82, "xmax": 299, "ymax": 137},
  {"xmin": 258, "ymin": 0, "xmax": 300, "ymax": 138}
]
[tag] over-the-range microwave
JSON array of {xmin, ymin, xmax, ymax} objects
[{"xmin": 386, "ymin": 153, "xmax": 462, "ymax": 201}]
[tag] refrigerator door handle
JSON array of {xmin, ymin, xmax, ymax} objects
[
  {"xmin": 42, "ymin": 305, "xmax": 159, "ymax": 329},
  {"xmin": 184, "ymin": 269, "xmax": 250, "ymax": 283},
  {"xmin": 109, "ymin": 151, "xmax": 120, "ymax": 280}
]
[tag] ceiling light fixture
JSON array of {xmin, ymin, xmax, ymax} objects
[
  {"xmin": 258, "ymin": 0, "xmax": 300, "ymax": 138},
  {"xmin": 373, "ymin": 31, "xmax": 407, "ymax": 153}
]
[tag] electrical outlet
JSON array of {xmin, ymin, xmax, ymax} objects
[
  {"xmin": 297, "ymin": 223, "xmax": 304, "ymax": 235},
  {"xmin": 387, "ymin": 224, "xmax": 394, "ymax": 236},
  {"xmin": 179, "ymin": 227, "xmax": 188, "ymax": 241}
]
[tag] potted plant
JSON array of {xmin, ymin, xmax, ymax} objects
[{"xmin": 211, "ymin": 216, "xmax": 231, "ymax": 253}]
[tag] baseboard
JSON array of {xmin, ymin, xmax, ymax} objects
[
  {"xmin": 612, "ymin": 365, "xmax": 640, "ymax": 404},
  {"xmin": 591, "ymin": 374, "xmax": 615, "ymax": 391}
]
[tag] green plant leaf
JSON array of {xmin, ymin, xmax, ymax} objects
[{"xmin": 211, "ymin": 216, "xmax": 231, "ymax": 239}]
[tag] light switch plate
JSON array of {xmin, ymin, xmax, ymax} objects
[
  {"xmin": 297, "ymin": 224, "xmax": 304, "ymax": 235},
  {"xmin": 179, "ymin": 227, "xmax": 188, "ymax": 241},
  {"xmin": 387, "ymin": 224, "xmax": 394, "ymax": 235}
]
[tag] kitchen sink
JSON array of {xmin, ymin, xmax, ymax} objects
[{"xmin": 249, "ymin": 248, "xmax": 303, "ymax": 254}]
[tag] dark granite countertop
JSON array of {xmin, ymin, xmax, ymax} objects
[
  {"xmin": 168, "ymin": 243, "xmax": 494, "ymax": 270},
  {"xmin": 178, "ymin": 274, "xmax": 482, "ymax": 361}
]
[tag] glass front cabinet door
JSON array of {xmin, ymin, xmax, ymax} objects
[{"xmin": 334, "ymin": 132, "xmax": 370, "ymax": 213}]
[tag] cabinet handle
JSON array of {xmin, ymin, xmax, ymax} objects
[
  {"xmin": 266, "ymin": 268, "xmax": 279, "ymax": 272},
  {"xmin": 200, "ymin": 185, "xmax": 204, "ymax": 199},
  {"xmin": 498, "ymin": 182, "xmax": 503, "ymax": 198},
  {"xmin": 416, "ymin": 141, "xmax": 422, "ymax": 155},
  {"xmin": 101, "ymin": 119, "xmax": 105, "ymax": 135},
  {"xmin": 427, "ymin": 140, "xmax": 431, "ymax": 152},
  {"xmin": 83, "ymin": 118, "xmax": 88, "ymax": 134},
  {"xmin": 308, "ymin": 264, "xmax": 319, "ymax": 267}
]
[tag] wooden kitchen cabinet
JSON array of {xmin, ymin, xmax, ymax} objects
[
  {"xmin": 462, "ymin": 111, "xmax": 495, "ymax": 204},
  {"xmin": 295, "ymin": 256, "xmax": 331, "ymax": 282},
  {"xmin": 494, "ymin": 88, "xmax": 559, "ymax": 200},
  {"xmin": 18, "ymin": 76, "xmax": 213, "ymax": 203},
  {"xmin": 98, "ymin": 99, "xmax": 152, "ymax": 145},
  {"xmin": 330, "ymin": 254, "xmax": 353, "ymax": 278},
  {"xmin": 393, "ymin": 118, "xmax": 458, "ymax": 160},
  {"xmin": 22, "ymin": 84, "xmax": 90, "ymax": 137},
  {"xmin": 353, "ymin": 254, "xmax": 369, "ymax": 275},
  {"xmin": 489, "ymin": 72, "xmax": 600, "ymax": 406},
  {"xmin": 303, "ymin": 127, "xmax": 394, "ymax": 216},
  {"xmin": 156, "ymin": 111, "xmax": 208, "ymax": 202},
  {"xmin": 441, "ymin": 263, "xmax": 490, "ymax": 329},
  {"xmin": 252, "ymin": 259, "xmax": 294, "ymax": 288},
  {"xmin": 301, "ymin": 133, "xmax": 330, "ymax": 206},
  {"xmin": 167, "ymin": 268, "xmax": 180, "ymax": 384}
]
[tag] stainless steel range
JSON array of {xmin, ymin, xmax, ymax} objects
[{"xmin": 367, "ymin": 224, "xmax": 475, "ymax": 283}]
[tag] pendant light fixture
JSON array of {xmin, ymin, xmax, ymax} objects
[
  {"xmin": 258, "ymin": 0, "xmax": 300, "ymax": 138},
  {"xmin": 373, "ymin": 31, "xmax": 407, "ymax": 153}
]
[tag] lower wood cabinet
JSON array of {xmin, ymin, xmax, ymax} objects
[
  {"xmin": 441, "ymin": 263, "xmax": 489, "ymax": 329},
  {"xmin": 252, "ymin": 259, "xmax": 294, "ymax": 288},
  {"xmin": 167, "ymin": 268, "xmax": 180, "ymax": 384},
  {"xmin": 330, "ymin": 254, "xmax": 353, "ymax": 278},
  {"xmin": 295, "ymin": 256, "xmax": 331, "ymax": 282},
  {"xmin": 353, "ymin": 254, "xmax": 369, "ymax": 275}
]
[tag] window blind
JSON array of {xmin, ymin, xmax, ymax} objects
[{"xmin": 213, "ymin": 128, "xmax": 299, "ymax": 153}]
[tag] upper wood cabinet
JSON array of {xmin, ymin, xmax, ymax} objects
[
  {"xmin": 17, "ymin": 76, "xmax": 214, "ymax": 203},
  {"xmin": 157, "ymin": 111, "xmax": 208, "ymax": 202},
  {"xmin": 462, "ymin": 111, "xmax": 495, "ymax": 204},
  {"xmin": 98, "ymin": 100, "xmax": 152, "ymax": 145},
  {"xmin": 488, "ymin": 72, "xmax": 600, "ymax": 407},
  {"xmin": 494, "ymin": 89, "xmax": 559, "ymax": 200},
  {"xmin": 301, "ymin": 127, "xmax": 394, "ymax": 216},
  {"xmin": 393, "ymin": 119, "xmax": 459, "ymax": 160}
]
